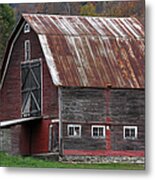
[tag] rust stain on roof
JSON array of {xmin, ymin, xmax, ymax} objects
[{"xmin": 23, "ymin": 14, "xmax": 144, "ymax": 88}]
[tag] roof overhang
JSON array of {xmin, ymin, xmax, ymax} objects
[{"xmin": 0, "ymin": 117, "xmax": 41, "ymax": 128}]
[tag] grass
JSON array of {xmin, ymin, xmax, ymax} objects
[{"xmin": 0, "ymin": 152, "xmax": 144, "ymax": 170}]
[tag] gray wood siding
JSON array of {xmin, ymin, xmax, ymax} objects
[
  {"xmin": 60, "ymin": 87, "xmax": 145, "ymax": 151},
  {"xmin": 63, "ymin": 123, "xmax": 106, "ymax": 150},
  {"xmin": 110, "ymin": 89, "xmax": 145, "ymax": 124},
  {"xmin": 111, "ymin": 125, "xmax": 145, "ymax": 151},
  {"xmin": 61, "ymin": 88, "xmax": 106, "ymax": 122}
]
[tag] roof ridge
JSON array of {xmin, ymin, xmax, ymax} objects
[{"xmin": 22, "ymin": 13, "xmax": 137, "ymax": 19}]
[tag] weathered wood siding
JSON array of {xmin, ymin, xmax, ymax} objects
[
  {"xmin": 61, "ymin": 88, "xmax": 106, "ymax": 122},
  {"xmin": 60, "ymin": 87, "xmax": 145, "ymax": 152},
  {"xmin": 63, "ymin": 123, "xmax": 106, "ymax": 150},
  {"xmin": 111, "ymin": 125, "xmax": 145, "ymax": 151},
  {"xmin": 110, "ymin": 89, "xmax": 145, "ymax": 151},
  {"xmin": 110, "ymin": 90, "xmax": 145, "ymax": 123}
]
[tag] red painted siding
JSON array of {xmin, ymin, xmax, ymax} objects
[
  {"xmin": 0, "ymin": 23, "xmax": 58, "ymax": 121},
  {"xmin": 64, "ymin": 150, "xmax": 144, "ymax": 157},
  {"xmin": 43, "ymin": 61, "xmax": 58, "ymax": 118},
  {"xmin": 31, "ymin": 120, "xmax": 51, "ymax": 154},
  {"xmin": 19, "ymin": 120, "xmax": 51, "ymax": 155},
  {"xmin": 106, "ymin": 128, "xmax": 111, "ymax": 150},
  {"xmin": 0, "ymin": 22, "xmax": 59, "ymax": 154},
  {"xmin": 20, "ymin": 124, "xmax": 31, "ymax": 155},
  {"xmin": 0, "ymin": 26, "xmax": 42, "ymax": 121}
]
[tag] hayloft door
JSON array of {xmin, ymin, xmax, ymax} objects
[{"xmin": 21, "ymin": 60, "xmax": 41, "ymax": 117}]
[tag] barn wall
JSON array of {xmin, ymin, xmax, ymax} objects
[
  {"xmin": 0, "ymin": 22, "xmax": 58, "ymax": 121},
  {"xmin": 61, "ymin": 88, "xmax": 106, "ymax": 122},
  {"xmin": 0, "ymin": 22, "xmax": 58, "ymax": 155},
  {"xmin": 111, "ymin": 125, "xmax": 145, "ymax": 151},
  {"xmin": 19, "ymin": 120, "xmax": 52, "ymax": 155},
  {"xmin": 20, "ymin": 123, "xmax": 31, "ymax": 155},
  {"xmin": 110, "ymin": 89, "xmax": 145, "ymax": 151},
  {"xmin": 60, "ymin": 87, "xmax": 145, "ymax": 154},
  {"xmin": 0, "ymin": 24, "xmax": 41, "ymax": 121},
  {"xmin": 43, "ymin": 61, "xmax": 58, "ymax": 118},
  {"xmin": 110, "ymin": 90, "xmax": 145, "ymax": 123},
  {"xmin": 30, "ymin": 120, "xmax": 51, "ymax": 154},
  {"xmin": 63, "ymin": 123, "xmax": 106, "ymax": 150}
]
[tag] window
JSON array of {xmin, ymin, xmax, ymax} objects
[
  {"xmin": 25, "ymin": 40, "xmax": 31, "ymax": 61},
  {"xmin": 67, "ymin": 125, "xmax": 81, "ymax": 137},
  {"xmin": 21, "ymin": 60, "xmax": 41, "ymax": 117},
  {"xmin": 91, "ymin": 125, "xmax": 105, "ymax": 138},
  {"xmin": 123, "ymin": 126, "xmax": 138, "ymax": 140},
  {"xmin": 24, "ymin": 23, "xmax": 30, "ymax": 33}
]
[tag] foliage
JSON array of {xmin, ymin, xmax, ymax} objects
[
  {"xmin": 79, "ymin": 1, "xmax": 144, "ymax": 22},
  {"xmin": 80, "ymin": 2, "xmax": 96, "ymax": 16},
  {"xmin": 14, "ymin": 2, "xmax": 81, "ymax": 17},
  {"xmin": 0, "ymin": 4, "xmax": 15, "ymax": 65},
  {"xmin": 0, "ymin": 152, "xmax": 144, "ymax": 170},
  {"xmin": 101, "ymin": 1, "xmax": 145, "ymax": 17}
]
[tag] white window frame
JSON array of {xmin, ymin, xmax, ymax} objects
[
  {"xmin": 123, "ymin": 126, "xmax": 138, "ymax": 140},
  {"xmin": 91, "ymin": 125, "xmax": 106, "ymax": 139},
  {"xmin": 24, "ymin": 40, "xmax": 31, "ymax": 61},
  {"xmin": 67, "ymin": 124, "xmax": 81, "ymax": 138},
  {"xmin": 24, "ymin": 23, "xmax": 30, "ymax": 33}
]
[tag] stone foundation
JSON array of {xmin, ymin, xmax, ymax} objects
[
  {"xmin": 60, "ymin": 155, "xmax": 145, "ymax": 164},
  {"xmin": 0, "ymin": 128, "xmax": 11, "ymax": 153}
]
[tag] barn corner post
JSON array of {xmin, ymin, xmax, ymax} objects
[{"xmin": 58, "ymin": 87, "xmax": 63, "ymax": 157}]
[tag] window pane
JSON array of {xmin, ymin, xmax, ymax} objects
[
  {"xmin": 125, "ymin": 128, "xmax": 130, "ymax": 137},
  {"xmin": 24, "ymin": 23, "xmax": 30, "ymax": 33},
  {"xmin": 93, "ymin": 127, "xmax": 98, "ymax": 137},
  {"xmin": 69, "ymin": 127, "xmax": 74, "ymax": 136},
  {"xmin": 25, "ymin": 41, "xmax": 31, "ymax": 61},
  {"xmin": 131, "ymin": 128, "xmax": 135, "ymax": 137},
  {"xmin": 75, "ymin": 127, "xmax": 80, "ymax": 136},
  {"xmin": 99, "ymin": 127, "xmax": 104, "ymax": 137}
]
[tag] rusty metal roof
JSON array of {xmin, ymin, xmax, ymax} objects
[{"xmin": 23, "ymin": 14, "xmax": 144, "ymax": 88}]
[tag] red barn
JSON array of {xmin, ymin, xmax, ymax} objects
[{"xmin": 0, "ymin": 14, "xmax": 144, "ymax": 163}]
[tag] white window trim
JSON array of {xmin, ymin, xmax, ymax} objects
[
  {"xmin": 24, "ymin": 23, "xmax": 30, "ymax": 33},
  {"xmin": 67, "ymin": 124, "xmax": 81, "ymax": 138},
  {"xmin": 24, "ymin": 40, "xmax": 31, "ymax": 61},
  {"xmin": 123, "ymin": 126, "xmax": 138, "ymax": 140},
  {"xmin": 91, "ymin": 125, "xmax": 106, "ymax": 139}
]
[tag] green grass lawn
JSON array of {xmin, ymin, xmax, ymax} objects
[{"xmin": 0, "ymin": 152, "xmax": 144, "ymax": 170}]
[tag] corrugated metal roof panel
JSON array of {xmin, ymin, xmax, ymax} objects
[
  {"xmin": 23, "ymin": 14, "xmax": 144, "ymax": 38},
  {"xmin": 23, "ymin": 14, "xmax": 144, "ymax": 88}
]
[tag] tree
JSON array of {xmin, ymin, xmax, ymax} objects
[
  {"xmin": 0, "ymin": 4, "xmax": 15, "ymax": 67},
  {"xmin": 80, "ymin": 2, "xmax": 97, "ymax": 16}
]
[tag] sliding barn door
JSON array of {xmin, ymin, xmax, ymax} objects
[{"xmin": 21, "ymin": 60, "xmax": 41, "ymax": 117}]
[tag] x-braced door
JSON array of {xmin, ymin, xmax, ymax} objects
[{"xmin": 21, "ymin": 60, "xmax": 41, "ymax": 117}]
